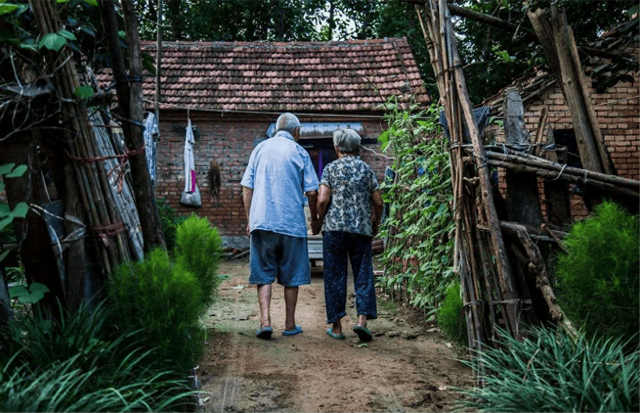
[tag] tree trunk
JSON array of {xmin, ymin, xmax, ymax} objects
[
  {"xmin": 0, "ymin": 138, "xmax": 64, "ymax": 310},
  {"xmin": 101, "ymin": 0, "xmax": 165, "ymax": 252},
  {"xmin": 271, "ymin": 0, "xmax": 285, "ymax": 40}
]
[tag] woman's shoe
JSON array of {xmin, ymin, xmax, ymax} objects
[
  {"xmin": 326, "ymin": 326, "xmax": 346, "ymax": 340},
  {"xmin": 353, "ymin": 325, "xmax": 373, "ymax": 342}
]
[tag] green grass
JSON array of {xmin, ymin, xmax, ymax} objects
[
  {"xmin": 0, "ymin": 301, "xmax": 197, "ymax": 412},
  {"xmin": 456, "ymin": 327, "xmax": 640, "ymax": 412}
]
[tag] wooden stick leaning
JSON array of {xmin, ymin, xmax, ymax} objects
[{"xmin": 446, "ymin": 5, "xmax": 520, "ymax": 336}]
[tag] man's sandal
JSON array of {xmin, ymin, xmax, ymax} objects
[
  {"xmin": 256, "ymin": 326, "xmax": 273, "ymax": 339},
  {"xmin": 282, "ymin": 325, "xmax": 303, "ymax": 336}
]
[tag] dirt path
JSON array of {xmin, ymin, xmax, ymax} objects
[{"xmin": 199, "ymin": 260, "xmax": 472, "ymax": 413}]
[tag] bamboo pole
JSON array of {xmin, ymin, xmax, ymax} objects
[{"xmin": 446, "ymin": 8, "xmax": 520, "ymax": 336}]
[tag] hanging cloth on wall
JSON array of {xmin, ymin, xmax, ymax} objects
[
  {"xmin": 180, "ymin": 119, "xmax": 202, "ymax": 207},
  {"xmin": 143, "ymin": 112, "xmax": 159, "ymax": 186}
]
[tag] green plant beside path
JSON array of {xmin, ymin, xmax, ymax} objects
[
  {"xmin": 457, "ymin": 327, "xmax": 639, "ymax": 412},
  {"xmin": 555, "ymin": 201, "xmax": 639, "ymax": 345}
]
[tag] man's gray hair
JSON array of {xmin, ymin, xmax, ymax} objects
[
  {"xmin": 275, "ymin": 112, "xmax": 301, "ymax": 135},
  {"xmin": 333, "ymin": 128, "xmax": 361, "ymax": 154}
]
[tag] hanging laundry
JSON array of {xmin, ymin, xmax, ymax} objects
[
  {"xmin": 180, "ymin": 119, "xmax": 202, "ymax": 207},
  {"xmin": 143, "ymin": 112, "xmax": 159, "ymax": 186}
]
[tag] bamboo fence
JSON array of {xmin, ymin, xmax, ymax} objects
[{"xmin": 413, "ymin": 0, "xmax": 640, "ymax": 364}]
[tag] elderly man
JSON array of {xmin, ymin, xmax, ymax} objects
[{"xmin": 241, "ymin": 113, "xmax": 319, "ymax": 339}]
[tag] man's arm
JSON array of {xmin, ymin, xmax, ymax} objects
[
  {"xmin": 242, "ymin": 186, "xmax": 253, "ymax": 236},
  {"xmin": 311, "ymin": 185, "xmax": 330, "ymax": 235},
  {"xmin": 372, "ymin": 190, "xmax": 383, "ymax": 236},
  {"xmin": 306, "ymin": 190, "xmax": 318, "ymax": 222}
]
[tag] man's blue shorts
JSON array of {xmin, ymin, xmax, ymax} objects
[{"xmin": 249, "ymin": 230, "xmax": 311, "ymax": 287}]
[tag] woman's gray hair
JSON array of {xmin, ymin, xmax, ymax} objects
[
  {"xmin": 275, "ymin": 112, "xmax": 301, "ymax": 134},
  {"xmin": 333, "ymin": 128, "xmax": 361, "ymax": 154}
]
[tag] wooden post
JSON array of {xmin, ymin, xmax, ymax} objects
[
  {"xmin": 101, "ymin": 0, "xmax": 166, "ymax": 252},
  {"xmin": 155, "ymin": 0, "xmax": 162, "ymax": 124},
  {"xmin": 544, "ymin": 131, "xmax": 572, "ymax": 225},
  {"xmin": 528, "ymin": 8, "xmax": 613, "ymax": 175},
  {"xmin": 503, "ymin": 89, "xmax": 544, "ymax": 227},
  {"xmin": 449, "ymin": 24, "xmax": 520, "ymax": 337}
]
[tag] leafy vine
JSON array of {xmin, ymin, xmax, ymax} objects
[{"xmin": 378, "ymin": 101, "xmax": 455, "ymax": 319}]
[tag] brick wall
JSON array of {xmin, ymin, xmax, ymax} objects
[
  {"xmin": 155, "ymin": 111, "xmax": 391, "ymax": 238},
  {"xmin": 492, "ymin": 72, "xmax": 639, "ymax": 220}
]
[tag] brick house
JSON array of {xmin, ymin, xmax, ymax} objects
[
  {"xmin": 122, "ymin": 38, "xmax": 428, "ymax": 246},
  {"xmin": 482, "ymin": 62, "xmax": 639, "ymax": 219}
]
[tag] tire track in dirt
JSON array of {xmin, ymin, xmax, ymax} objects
[{"xmin": 199, "ymin": 261, "xmax": 472, "ymax": 412}]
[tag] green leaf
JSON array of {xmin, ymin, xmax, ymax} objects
[
  {"xmin": 0, "ymin": 203, "xmax": 10, "ymax": 217},
  {"xmin": 0, "ymin": 217, "xmax": 12, "ymax": 232},
  {"xmin": 0, "ymin": 3, "xmax": 18, "ymax": 15},
  {"xmin": 0, "ymin": 250, "xmax": 9, "ymax": 262},
  {"xmin": 9, "ymin": 285, "xmax": 28, "ymax": 298},
  {"xmin": 57, "ymin": 29, "xmax": 77, "ymax": 41},
  {"xmin": 0, "ymin": 163, "xmax": 15, "ymax": 175},
  {"xmin": 142, "ymin": 57, "xmax": 157, "ymax": 76},
  {"xmin": 40, "ymin": 33, "xmax": 67, "ymax": 52},
  {"xmin": 83, "ymin": 0, "xmax": 98, "ymax": 6},
  {"xmin": 5, "ymin": 164, "xmax": 27, "ymax": 178},
  {"xmin": 74, "ymin": 85, "xmax": 94, "ymax": 99},
  {"xmin": 19, "ymin": 291, "xmax": 44, "ymax": 304},
  {"xmin": 10, "ymin": 202, "xmax": 28, "ymax": 218},
  {"xmin": 29, "ymin": 282, "xmax": 50, "ymax": 294}
]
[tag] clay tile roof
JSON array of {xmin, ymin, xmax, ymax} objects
[{"xmin": 97, "ymin": 38, "xmax": 429, "ymax": 112}]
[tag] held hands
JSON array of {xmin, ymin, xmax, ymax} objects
[{"xmin": 310, "ymin": 218, "xmax": 322, "ymax": 235}]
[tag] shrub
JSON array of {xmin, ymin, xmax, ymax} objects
[
  {"xmin": 157, "ymin": 198, "xmax": 187, "ymax": 253},
  {"xmin": 175, "ymin": 215, "xmax": 223, "ymax": 312},
  {"xmin": 437, "ymin": 281, "xmax": 468, "ymax": 348},
  {"xmin": 0, "ymin": 301, "xmax": 196, "ymax": 412},
  {"xmin": 555, "ymin": 201, "xmax": 639, "ymax": 343},
  {"xmin": 108, "ymin": 248, "xmax": 205, "ymax": 372},
  {"xmin": 457, "ymin": 327, "xmax": 640, "ymax": 412}
]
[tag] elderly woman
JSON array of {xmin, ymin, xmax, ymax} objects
[{"xmin": 311, "ymin": 129, "xmax": 384, "ymax": 342}]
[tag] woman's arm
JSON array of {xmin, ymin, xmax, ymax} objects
[{"xmin": 311, "ymin": 185, "xmax": 331, "ymax": 235}]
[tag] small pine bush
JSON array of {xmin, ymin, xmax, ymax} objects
[
  {"xmin": 556, "ymin": 201, "xmax": 639, "ymax": 343},
  {"xmin": 175, "ymin": 215, "xmax": 223, "ymax": 312},
  {"xmin": 457, "ymin": 327, "xmax": 640, "ymax": 412},
  {"xmin": 157, "ymin": 197, "xmax": 187, "ymax": 253},
  {"xmin": 437, "ymin": 281, "xmax": 468, "ymax": 348},
  {"xmin": 108, "ymin": 248, "xmax": 205, "ymax": 372}
]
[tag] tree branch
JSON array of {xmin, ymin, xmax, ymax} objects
[{"xmin": 400, "ymin": 0, "xmax": 538, "ymax": 41}]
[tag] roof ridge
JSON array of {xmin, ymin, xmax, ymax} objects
[{"xmin": 139, "ymin": 38, "xmax": 409, "ymax": 48}]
